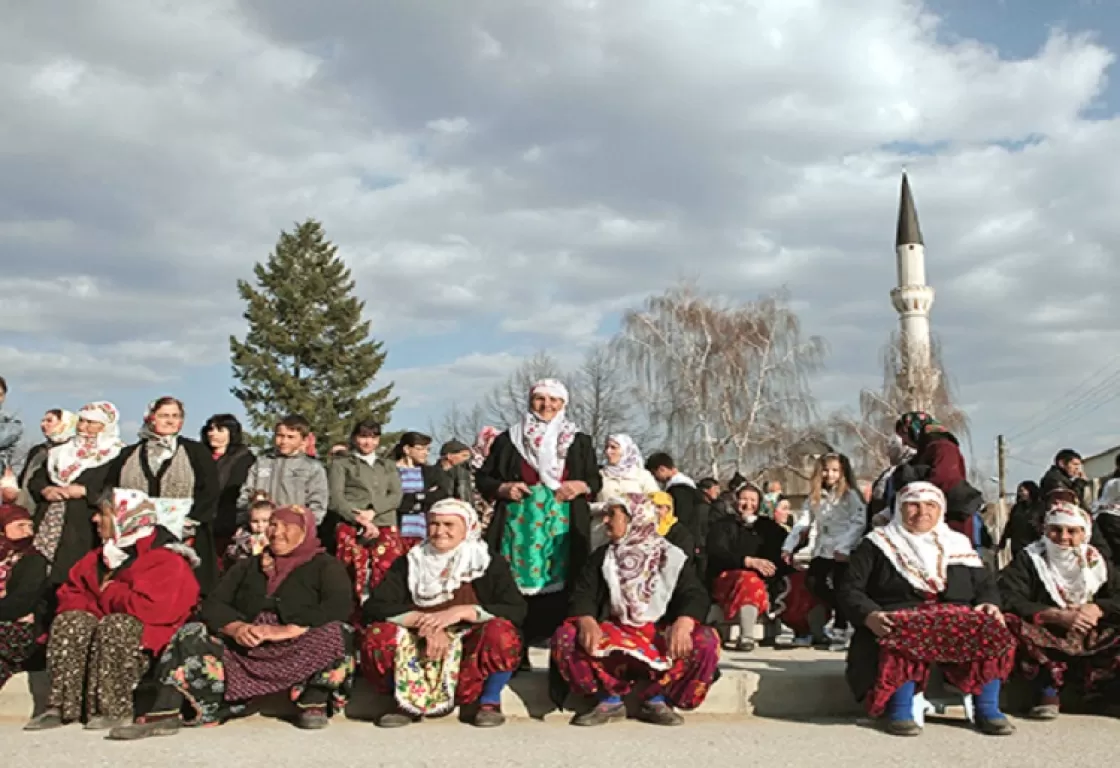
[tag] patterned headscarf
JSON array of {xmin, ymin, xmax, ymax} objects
[
  {"xmin": 603, "ymin": 433, "xmax": 643, "ymax": 480},
  {"xmin": 138, "ymin": 398, "xmax": 183, "ymax": 472},
  {"xmin": 470, "ymin": 426, "xmax": 500, "ymax": 470},
  {"xmin": 407, "ymin": 498, "xmax": 492, "ymax": 607},
  {"xmin": 602, "ymin": 493, "xmax": 687, "ymax": 627},
  {"xmin": 45, "ymin": 410, "xmax": 78, "ymax": 445},
  {"xmin": 509, "ymin": 379, "xmax": 578, "ymax": 491},
  {"xmin": 1026, "ymin": 502, "xmax": 1107, "ymax": 608},
  {"xmin": 101, "ymin": 489, "xmax": 162, "ymax": 570},
  {"xmin": 895, "ymin": 411, "xmax": 945, "ymax": 447},
  {"xmin": 47, "ymin": 401, "xmax": 124, "ymax": 485}
]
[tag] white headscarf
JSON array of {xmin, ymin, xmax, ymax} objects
[
  {"xmin": 603, "ymin": 434, "xmax": 643, "ymax": 480},
  {"xmin": 1026, "ymin": 502, "xmax": 1108, "ymax": 608},
  {"xmin": 138, "ymin": 399, "xmax": 182, "ymax": 472},
  {"xmin": 47, "ymin": 401, "xmax": 124, "ymax": 485},
  {"xmin": 45, "ymin": 410, "xmax": 78, "ymax": 445},
  {"xmin": 406, "ymin": 498, "xmax": 492, "ymax": 608},
  {"xmin": 509, "ymin": 379, "xmax": 578, "ymax": 491},
  {"xmin": 1092, "ymin": 479, "xmax": 1120, "ymax": 519},
  {"xmin": 868, "ymin": 481, "xmax": 982, "ymax": 594},
  {"xmin": 602, "ymin": 493, "xmax": 687, "ymax": 627}
]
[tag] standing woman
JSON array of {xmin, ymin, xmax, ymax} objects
[
  {"xmin": 16, "ymin": 409, "xmax": 77, "ymax": 512},
  {"xmin": 476, "ymin": 379, "xmax": 601, "ymax": 648},
  {"xmin": 469, "ymin": 427, "xmax": 500, "ymax": 531},
  {"xmin": 201, "ymin": 414, "xmax": 256, "ymax": 561},
  {"xmin": 105, "ymin": 397, "xmax": 221, "ymax": 593},
  {"xmin": 392, "ymin": 432, "xmax": 439, "ymax": 551},
  {"xmin": 27, "ymin": 402, "xmax": 124, "ymax": 586},
  {"xmin": 598, "ymin": 434, "xmax": 659, "ymax": 501}
]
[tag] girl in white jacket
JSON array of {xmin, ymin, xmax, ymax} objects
[{"xmin": 782, "ymin": 452, "xmax": 865, "ymax": 648}]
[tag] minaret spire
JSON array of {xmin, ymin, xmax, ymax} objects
[
  {"xmin": 896, "ymin": 171, "xmax": 923, "ymax": 247},
  {"xmin": 890, "ymin": 171, "xmax": 937, "ymax": 411}
]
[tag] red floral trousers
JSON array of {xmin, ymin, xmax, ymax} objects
[
  {"xmin": 712, "ymin": 569, "xmax": 770, "ymax": 619},
  {"xmin": 335, "ymin": 524, "xmax": 406, "ymax": 622}
]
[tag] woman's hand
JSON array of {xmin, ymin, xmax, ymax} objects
[
  {"xmin": 355, "ymin": 509, "xmax": 378, "ymax": 539},
  {"xmin": 780, "ymin": 551, "xmax": 794, "ymax": 566},
  {"xmin": 422, "ymin": 629, "xmax": 451, "ymax": 660},
  {"xmin": 1072, "ymin": 604, "xmax": 1103, "ymax": 634},
  {"xmin": 576, "ymin": 616, "xmax": 602, "ymax": 655},
  {"xmin": 41, "ymin": 486, "xmax": 66, "ymax": 502},
  {"xmin": 743, "ymin": 557, "xmax": 777, "ymax": 578},
  {"xmin": 832, "ymin": 551, "xmax": 849, "ymax": 563},
  {"xmin": 414, "ymin": 606, "xmax": 476, "ymax": 635},
  {"xmin": 64, "ymin": 484, "xmax": 87, "ymax": 499},
  {"xmin": 225, "ymin": 621, "xmax": 265, "ymax": 649},
  {"xmin": 667, "ymin": 617, "xmax": 695, "ymax": 659},
  {"xmin": 974, "ymin": 603, "xmax": 1004, "ymax": 625},
  {"xmin": 556, "ymin": 480, "xmax": 590, "ymax": 502},
  {"xmin": 498, "ymin": 482, "xmax": 532, "ymax": 501},
  {"xmin": 1039, "ymin": 608, "xmax": 1078, "ymax": 631},
  {"xmin": 865, "ymin": 611, "xmax": 895, "ymax": 638}
]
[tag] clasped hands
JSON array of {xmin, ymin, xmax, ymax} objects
[
  {"xmin": 575, "ymin": 615, "xmax": 695, "ymax": 660},
  {"xmin": 41, "ymin": 484, "xmax": 86, "ymax": 502},
  {"xmin": 406, "ymin": 605, "xmax": 479, "ymax": 660},
  {"xmin": 498, "ymin": 481, "xmax": 589, "ymax": 502},
  {"xmin": 225, "ymin": 621, "xmax": 308, "ymax": 648}
]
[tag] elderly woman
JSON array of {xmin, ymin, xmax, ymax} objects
[
  {"xmin": 328, "ymin": 420, "xmax": 403, "ymax": 607},
  {"xmin": 839, "ymin": 482, "xmax": 1015, "ymax": 737},
  {"xmin": 469, "ymin": 426, "xmax": 500, "ymax": 530},
  {"xmin": 109, "ymin": 506, "xmax": 354, "ymax": 739},
  {"xmin": 599, "ymin": 434, "xmax": 659, "ymax": 502},
  {"xmin": 999, "ymin": 502, "xmax": 1120, "ymax": 720},
  {"xmin": 0, "ymin": 504, "xmax": 50, "ymax": 690},
  {"xmin": 24, "ymin": 489, "xmax": 200, "ymax": 731},
  {"xmin": 28, "ymin": 402, "xmax": 124, "ymax": 586},
  {"xmin": 550, "ymin": 493, "xmax": 720, "ymax": 726},
  {"xmin": 361, "ymin": 497, "xmax": 526, "ymax": 728},
  {"xmin": 477, "ymin": 380, "xmax": 601, "ymax": 649},
  {"xmin": 707, "ymin": 483, "xmax": 787, "ymax": 652},
  {"xmin": 106, "ymin": 397, "xmax": 220, "ymax": 594}
]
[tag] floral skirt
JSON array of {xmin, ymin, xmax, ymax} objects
[
  {"xmin": 866, "ymin": 603, "xmax": 1015, "ymax": 717},
  {"xmin": 361, "ymin": 618, "xmax": 521, "ymax": 716},
  {"xmin": 158, "ymin": 619, "xmax": 355, "ymax": 725},
  {"xmin": 501, "ymin": 485, "xmax": 571, "ymax": 596},
  {"xmin": 1005, "ymin": 614, "xmax": 1120, "ymax": 694},
  {"xmin": 335, "ymin": 523, "xmax": 406, "ymax": 617},
  {"xmin": 0, "ymin": 620, "xmax": 39, "ymax": 691},
  {"xmin": 550, "ymin": 619, "xmax": 720, "ymax": 710},
  {"xmin": 712, "ymin": 570, "xmax": 771, "ymax": 620}
]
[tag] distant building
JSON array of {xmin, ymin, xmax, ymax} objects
[{"xmin": 1083, "ymin": 445, "xmax": 1120, "ymax": 496}]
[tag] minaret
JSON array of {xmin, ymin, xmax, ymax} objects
[{"xmin": 890, "ymin": 172, "xmax": 938, "ymax": 411}]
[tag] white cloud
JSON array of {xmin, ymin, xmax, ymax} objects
[{"xmin": 2, "ymin": 0, "xmax": 1119, "ymax": 471}]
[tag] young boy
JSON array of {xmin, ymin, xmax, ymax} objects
[
  {"xmin": 237, "ymin": 414, "xmax": 329, "ymax": 524},
  {"xmin": 224, "ymin": 493, "xmax": 274, "ymax": 568}
]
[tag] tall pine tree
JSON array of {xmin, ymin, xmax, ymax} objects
[{"xmin": 230, "ymin": 220, "xmax": 397, "ymax": 447}]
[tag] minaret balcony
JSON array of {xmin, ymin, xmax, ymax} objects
[{"xmin": 890, "ymin": 284, "xmax": 935, "ymax": 315}]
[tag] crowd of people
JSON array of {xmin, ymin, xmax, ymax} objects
[{"xmin": 0, "ymin": 374, "xmax": 1118, "ymax": 740}]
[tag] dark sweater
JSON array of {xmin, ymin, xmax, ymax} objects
[
  {"xmin": 998, "ymin": 549, "xmax": 1120, "ymax": 626},
  {"xmin": 706, "ymin": 514, "xmax": 786, "ymax": 584},
  {"xmin": 0, "ymin": 551, "xmax": 50, "ymax": 625},
  {"xmin": 201, "ymin": 553, "xmax": 353, "ymax": 634},
  {"xmin": 362, "ymin": 554, "xmax": 527, "ymax": 626}
]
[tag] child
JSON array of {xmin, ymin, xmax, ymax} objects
[
  {"xmin": 223, "ymin": 494, "xmax": 274, "ymax": 569},
  {"xmin": 782, "ymin": 452, "xmax": 865, "ymax": 651},
  {"xmin": 236, "ymin": 414, "xmax": 328, "ymax": 525}
]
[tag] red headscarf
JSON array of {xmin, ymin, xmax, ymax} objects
[
  {"xmin": 0, "ymin": 504, "xmax": 35, "ymax": 597},
  {"xmin": 262, "ymin": 505, "xmax": 323, "ymax": 595}
]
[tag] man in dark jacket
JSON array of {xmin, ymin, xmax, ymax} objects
[
  {"xmin": 647, "ymin": 452, "xmax": 711, "ymax": 579},
  {"xmin": 1040, "ymin": 449, "xmax": 1090, "ymax": 511},
  {"xmin": 429, "ymin": 439, "xmax": 473, "ymax": 501}
]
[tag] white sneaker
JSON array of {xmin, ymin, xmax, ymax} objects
[
  {"xmin": 790, "ymin": 635, "xmax": 814, "ymax": 648},
  {"xmin": 774, "ymin": 624, "xmax": 796, "ymax": 648}
]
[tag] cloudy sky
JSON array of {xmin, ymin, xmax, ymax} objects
[{"xmin": 2, "ymin": 0, "xmax": 1119, "ymax": 483}]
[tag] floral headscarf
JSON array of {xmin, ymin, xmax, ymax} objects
[
  {"xmin": 895, "ymin": 411, "xmax": 945, "ymax": 447},
  {"xmin": 47, "ymin": 401, "xmax": 124, "ymax": 485},
  {"xmin": 102, "ymin": 489, "xmax": 161, "ymax": 570},
  {"xmin": 138, "ymin": 398, "xmax": 183, "ymax": 472},
  {"xmin": 509, "ymin": 379, "xmax": 578, "ymax": 491},
  {"xmin": 603, "ymin": 433, "xmax": 643, "ymax": 480},
  {"xmin": 602, "ymin": 493, "xmax": 687, "ymax": 627},
  {"xmin": 470, "ymin": 426, "xmax": 500, "ymax": 470},
  {"xmin": 407, "ymin": 498, "xmax": 492, "ymax": 607}
]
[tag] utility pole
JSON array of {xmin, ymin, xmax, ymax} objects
[{"xmin": 996, "ymin": 434, "xmax": 1007, "ymax": 502}]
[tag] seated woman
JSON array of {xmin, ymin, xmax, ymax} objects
[
  {"xmin": 361, "ymin": 497, "xmax": 526, "ymax": 728},
  {"xmin": 109, "ymin": 505, "xmax": 355, "ymax": 739},
  {"xmin": 999, "ymin": 502, "xmax": 1120, "ymax": 720},
  {"xmin": 550, "ymin": 493, "xmax": 719, "ymax": 727},
  {"xmin": 0, "ymin": 504, "xmax": 50, "ymax": 690},
  {"xmin": 650, "ymin": 491, "xmax": 694, "ymax": 560},
  {"xmin": 706, "ymin": 482, "xmax": 786, "ymax": 652},
  {"xmin": 839, "ymin": 481, "xmax": 1016, "ymax": 737},
  {"xmin": 25, "ymin": 489, "xmax": 200, "ymax": 731}
]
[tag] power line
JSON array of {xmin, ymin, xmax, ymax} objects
[{"xmin": 1007, "ymin": 357, "xmax": 1120, "ymax": 443}]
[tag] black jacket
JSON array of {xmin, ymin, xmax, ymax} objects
[
  {"xmin": 213, "ymin": 445, "xmax": 256, "ymax": 539},
  {"xmin": 363, "ymin": 554, "xmax": 526, "ymax": 626},
  {"xmin": 706, "ymin": 514, "xmax": 787, "ymax": 585},
  {"xmin": 201, "ymin": 553, "xmax": 353, "ymax": 634},
  {"xmin": 28, "ymin": 462, "xmax": 111, "ymax": 585},
  {"xmin": 998, "ymin": 549, "xmax": 1120, "ymax": 626},
  {"xmin": 0, "ymin": 551, "xmax": 50, "ymax": 629}
]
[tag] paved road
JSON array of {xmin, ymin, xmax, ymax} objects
[{"xmin": 0, "ymin": 713, "xmax": 1111, "ymax": 767}]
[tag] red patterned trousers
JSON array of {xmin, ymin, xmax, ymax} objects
[{"xmin": 712, "ymin": 569, "xmax": 770, "ymax": 619}]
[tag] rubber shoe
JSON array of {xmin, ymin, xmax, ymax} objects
[
  {"xmin": 107, "ymin": 717, "xmax": 181, "ymax": 741},
  {"xmin": 638, "ymin": 701, "xmax": 684, "ymax": 726},
  {"xmin": 571, "ymin": 702, "xmax": 626, "ymax": 727}
]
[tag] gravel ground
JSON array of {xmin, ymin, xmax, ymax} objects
[{"xmin": 0, "ymin": 713, "xmax": 1112, "ymax": 767}]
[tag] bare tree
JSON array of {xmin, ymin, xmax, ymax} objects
[
  {"xmin": 828, "ymin": 332, "xmax": 969, "ymax": 477},
  {"xmin": 567, "ymin": 342, "xmax": 648, "ymax": 450},
  {"xmin": 613, "ymin": 282, "xmax": 826, "ymax": 480},
  {"xmin": 482, "ymin": 351, "xmax": 565, "ymax": 427},
  {"xmin": 428, "ymin": 401, "xmax": 490, "ymax": 446}
]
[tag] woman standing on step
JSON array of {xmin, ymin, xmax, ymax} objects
[
  {"xmin": 361, "ymin": 497, "xmax": 526, "ymax": 728},
  {"xmin": 999, "ymin": 502, "xmax": 1120, "ymax": 721},
  {"xmin": 549, "ymin": 494, "xmax": 719, "ymax": 727},
  {"xmin": 109, "ymin": 505, "xmax": 355, "ymax": 739},
  {"xmin": 839, "ymin": 482, "xmax": 1015, "ymax": 737}
]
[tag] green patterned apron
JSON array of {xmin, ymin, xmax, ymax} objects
[{"xmin": 501, "ymin": 484, "xmax": 571, "ymax": 595}]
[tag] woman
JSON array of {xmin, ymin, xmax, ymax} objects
[
  {"xmin": 201, "ymin": 414, "xmax": 256, "ymax": 561},
  {"xmin": 477, "ymin": 380, "xmax": 601, "ymax": 646},
  {"xmin": 24, "ymin": 489, "xmax": 200, "ymax": 731},
  {"xmin": 839, "ymin": 482, "xmax": 1015, "ymax": 737},
  {"xmin": 28, "ymin": 401, "xmax": 124, "ymax": 586},
  {"xmin": 599, "ymin": 434, "xmax": 659, "ymax": 501},
  {"xmin": 106, "ymin": 398, "xmax": 221, "ymax": 594},
  {"xmin": 469, "ymin": 426, "xmax": 499, "ymax": 530},
  {"xmin": 16, "ymin": 409, "xmax": 77, "ymax": 508},
  {"xmin": 0, "ymin": 504, "xmax": 50, "ymax": 690},
  {"xmin": 550, "ymin": 493, "xmax": 719, "ymax": 726},
  {"xmin": 651, "ymin": 491, "xmax": 695, "ymax": 561},
  {"xmin": 999, "ymin": 502, "xmax": 1120, "ymax": 720},
  {"xmin": 108, "ymin": 505, "xmax": 355, "ymax": 739},
  {"xmin": 998, "ymin": 481, "xmax": 1043, "ymax": 557},
  {"xmin": 392, "ymin": 432, "xmax": 440, "ymax": 550},
  {"xmin": 361, "ymin": 498, "xmax": 526, "ymax": 728},
  {"xmin": 707, "ymin": 483, "xmax": 787, "ymax": 652},
  {"xmin": 329, "ymin": 420, "xmax": 404, "ymax": 608}
]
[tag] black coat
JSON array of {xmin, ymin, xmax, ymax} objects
[
  {"xmin": 201, "ymin": 553, "xmax": 353, "ymax": 634},
  {"xmin": 706, "ymin": 514, "xmax": 787, "ymax": 585},
  {"xmin": 839, "ymin": 538, "xmax": 1001, "ymax": 702},
  {"xmin": 1095, "ymin": 515, "xmax": 1120, "ymax": 567},
  {"xmin": 1040, "ymin": 465, "xmax": 1090, "ymax": 509},
  {"xmin": 0, "ymin": 551, "xmax": 50, "ymax": 631},
  {"xmin": 475, "ymin": 431, "xmax": 602, "ymax": 583},
  {"xmin": 105, "ymin": 437, "xmax": 221, "ymax": 595},
  {"xmin": 998, "ymin": 501, "xmax": 1043, "ymax": 557},
  {"xmin": 998, "ymin": 549, "xmax": 1120, "ymax": 626},
  {"xmin": 666, "ymin": 484, "xmax": 711, "ymax": 575},
  {"xmin": 212, "ymin": 445, "xmax": 256, "ymax": 539},
  {"xmin": 362, "ymin": 553, "xmax": 527, "ymax": 626},
  {"xmin": 28, "ymin": 462, "xmax": 111, "ymax": 585}
]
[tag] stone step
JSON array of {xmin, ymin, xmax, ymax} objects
[{"xmin": 0, "ymin": 646, "xmax": 864, "ymax": 723}]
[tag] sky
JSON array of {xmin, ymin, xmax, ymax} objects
[{"xmin": 2, "ymin": 0, "xmax": 1119, "ymax": 486}]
